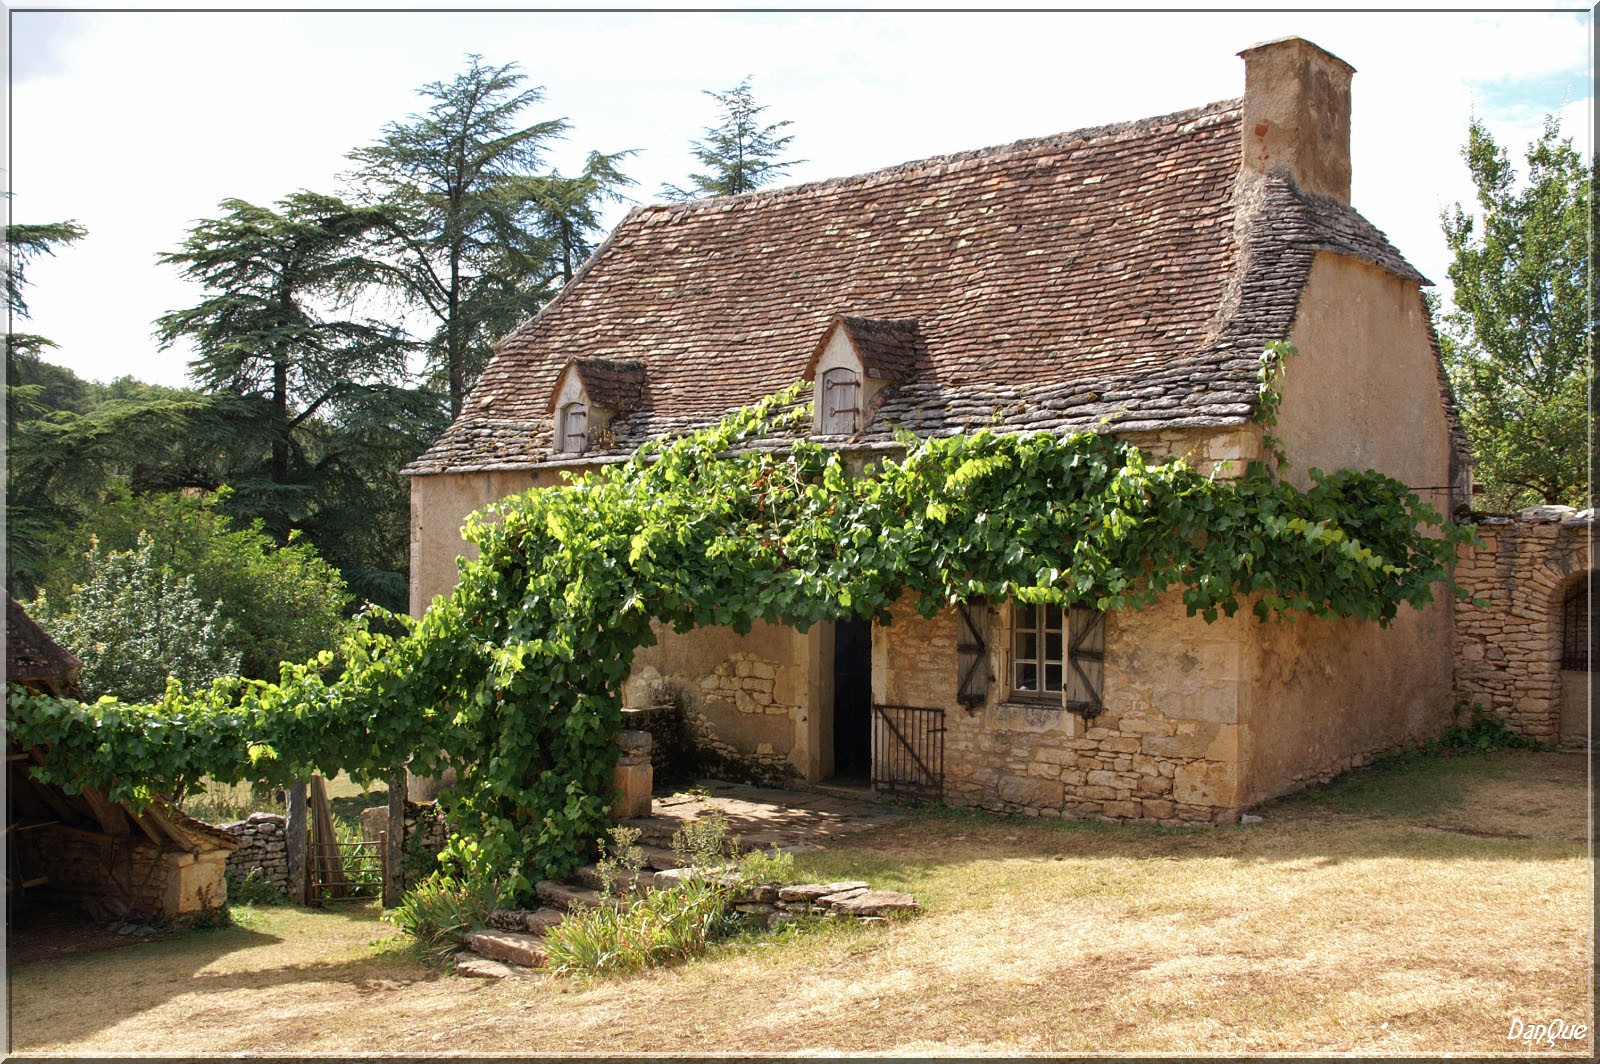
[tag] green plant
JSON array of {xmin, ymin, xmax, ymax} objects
[
  {"xmin": 540, "ymin": 878, "xmax": 733, "ymax": 975},
  {"xmin": 671, "ymin": 812, "xmax": 735, "ymax": 870},
  {"xmin": 595, "ymin": 825, "xmax": 645, "ymax": 900},
  {"xmin": 8, "ymin": 385, "xmax": 1473, "ymax": 894},
  {"xmin": 736, "ymin": 845, "xmax": 796, "ymax": 885},
  {"xmin": 1436, "ymin": 700, "xmax": 1537, "ymax": 753},
  {"xmin": 227, "ymin": 868, "xmax": 288, "ymax": 907},
  {"xmin": 385, "ymin": 872, "xmax": 500, "ymax": 963}
]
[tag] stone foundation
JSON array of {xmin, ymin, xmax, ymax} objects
[{"xmin": 1454, "ymin": 506, "xmax": 1592, "ymax": 746}]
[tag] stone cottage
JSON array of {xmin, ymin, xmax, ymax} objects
[{"xmin": 405, "ymin": 38, "xmax": 1471, "ymax": 823}]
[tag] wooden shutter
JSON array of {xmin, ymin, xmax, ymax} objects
[
  {"xmin": 956, "ymin": 600, "xmax": 990, "ymax": 707},
  {"xmin": 1066, "ymin": 605, "xmax": 1105, "ymax": 717},
  {"xmin": 821, "ymin": 368, "xmax": 860, "ymax": 434}
]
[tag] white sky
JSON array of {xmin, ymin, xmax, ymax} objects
[{"xmin": 5, "ymin": 4, "xmax": 1592, "ymax": 388}]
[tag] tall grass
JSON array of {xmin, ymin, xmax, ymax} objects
[{"xmin": 540, "ymin": 878, "xmax": 733, "ymax": 974}]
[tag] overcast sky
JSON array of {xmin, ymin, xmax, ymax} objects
[{"xmin": 6, "ymin": 4, "xmax": 1592, "ymax": 388}]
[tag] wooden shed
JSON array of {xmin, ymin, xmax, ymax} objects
[{"xmin": 7, "ymin": 591, "xmax": 238, "ymax": 921}]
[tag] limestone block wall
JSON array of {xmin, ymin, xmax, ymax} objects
[
  {"xmin": 1453, "ymin": 506, "xmax": 1593, "ymax": 744},
  {"xmin": 873, "ymin": 593, "xmax": 1247, "ymax": 825},
  {"xmin": 625, "ymin": 622, "xmax": 814, "ymax": 782},
  {"xmin": 219, "ymin": 812, "xmax": 289, "ymax": 894}
]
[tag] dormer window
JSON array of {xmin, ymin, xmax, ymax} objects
[
  {"xmin": 820, "ymin": 367, "xmax": 861, "ymax": 434},
  {"xmin": 805, "ymin": 316, "xmax": 923, "ymax": 436},
  {"xmin": 547, "ymin": 357, "xmax": 645, "ymax": 460},
  {"xmin": 559, "ymin": 401, "xmax": 588, "ymax": 455}
]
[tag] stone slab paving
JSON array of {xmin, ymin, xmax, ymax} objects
[{"xmin": 623, "ymin": 779, "xmax": 905, "ymax": 853}]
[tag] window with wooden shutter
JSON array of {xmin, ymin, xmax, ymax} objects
[
  {"xmin": 560, "ymin": 402, "xmax": 588, "ymax": 455},
  {"xmin": 1066, "ymin": 605, "xmax": 1105, "ymax": 717},
  {"xmin": 820, "ymin": 368, "xmax": 860, "ymax": 434},
  {"xmin": 956, "ymin": 600, "xmax": 990, "ymax": 707}
]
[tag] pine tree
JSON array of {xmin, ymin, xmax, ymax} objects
[{"xmin": 662, "ymin": 77, "xmax": 802, "ymax": 201}]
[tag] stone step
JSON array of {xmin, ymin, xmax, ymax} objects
[
  {"xmin": 454, "ymin": 952, "xmax": 516, "ymax": 979},
  {"xmin": 569, "ymin": 864, "xmax": 657, "ymax": 895},
  {"xmin": 535, "ymin": 880, "xmax": 603, "ymax": 912},
  {"xmin": 463, "ymin": 929, "xmax": 548, "ymax": 968},
  {"xmin": 524, "ymin": 907, "xmax": 566, "ymax": 934},
  {"xmin": 489, "ymin": 907, "xmax": 567, "ymax": 935},
  {"xmin": 640, "ymin": 845, "xmax": 680, "ymax": 871}
]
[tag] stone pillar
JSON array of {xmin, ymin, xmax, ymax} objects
[
  {"xmin": 384, "ymin": 768, "xmax": 406, "ymax": 906},
  {"xmin": 284, "ymin": 780, "xmax": 307, "ymax": 906},
  {"xmin": 613, "ymin": 725, "xmax": 654, "ymax": 821}
]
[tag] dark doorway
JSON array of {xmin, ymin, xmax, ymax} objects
[{"xmin": 832, "ymin": 617, "xmax": 873, "ymax": 780}]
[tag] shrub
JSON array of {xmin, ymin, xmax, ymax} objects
[
  {"xmin": 736, "ymin": 845, "xmax": 796, "ymax": 885},
  {"xmin": 1436, "ymin": 701, "xmax": 1538, "ymax": 753},
  {"xmin": 227, "ymin": 868, "xmax": 288, "ymax": 907},
  {"xmin": 386, "ymin": 873, "xmax": 499, "ymax": 962},
  {"xmin": 594, "ymin": 825, "xmax": 645, "ymax": 899},
  {"xmin": 670, "ymin": 811, "xmax": 735, "ymax": 869},
  {"xmin": 32, "ymin": 532, "xmax": 241, "ymax": 701},
  {"xmin": 540, "ymin": 878, "xmax": 733, "ymax": 975}
]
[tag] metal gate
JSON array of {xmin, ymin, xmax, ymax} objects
[{"xmin": 872, "ymin": 704, "xmax": 945, "ymax": 799}]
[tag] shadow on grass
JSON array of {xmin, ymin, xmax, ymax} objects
[{"xmin": 8, "ymin": 905, "xmax": 435, "ymax": 1049}]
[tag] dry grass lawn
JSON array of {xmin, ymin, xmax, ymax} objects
[{"xmin": 7, "ymin": 748, "xmax": 1592, "ymax": 1057}]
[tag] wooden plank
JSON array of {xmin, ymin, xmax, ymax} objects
[
  {"xmin": 20, "ymin": 776, "xmax": 84, "ymax": 825},
  {"xmin": 141, "ymin": 803, "xmax": 198, "ymax": 853},
  {"xmin": 384, "ymin": 768, "xmax": 406, "ymax": 907},
  {"xmin": 9, "ymin": 820, "xmax": 61, "ymax": 832},
  {"xmin": 131, "ymin": 810, "xmax": 166, "ymax": 847},
  {"xmin": 81, "ymin": 786, "xmax": 132, "ymax": 836}
]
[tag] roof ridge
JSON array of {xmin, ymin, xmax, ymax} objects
[{"xmin": 632, "ymin": 97, "xmax": 1244, "ymax": 220}]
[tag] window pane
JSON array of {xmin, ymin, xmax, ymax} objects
[
  {"xmin": 1015, "ymin": 662, "xmax": 1038, "ymax": 691},
  {"xmin": 1045, "ymin": 631, "xmax": 1063, "ymax": 664},
  {"xmin": 1045, "ymin": 604, "xmax": 1063, "ymax": 632},
  {"xmin": 1045, "ymin": 664, "xmax": 1063, "ymax": 692},
  {"xmin": 1016, "ymin": 632, "xmax": 1038, "ymax": 662},
  {"xmin": 1015, "ymin": 604, "xmax": 1038, "ymax": 630}
]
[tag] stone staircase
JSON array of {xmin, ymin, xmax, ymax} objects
[{"xmin": 450, "ymin": 850, "xmax": 918, "ymax": 978}]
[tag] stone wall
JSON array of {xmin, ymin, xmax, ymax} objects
[
  {"xmin": 872, "ymin": 594, "xmax": 1246, "ymax": 825},
  {"xmin": 1454, "ymin": 506, "xmax": 1593, "ymax": 745},
  {"xmin": 219, "ymin": 812, "xmax": 289, "ymax": 894}
]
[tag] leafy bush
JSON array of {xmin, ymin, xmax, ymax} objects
[
  {"xmin": 1436, "ymin": 701, "xmax": 1538, "ymax": 753},
  {"xmin": 670, "ymin": 812, "xmax": 735, "ymax": 869},
  {"xmin": 736, "ymin": 845, "xmax": 796, "ymax": 885},
  {"xmin": 32, "ymin": 533, "xmax": 241, "ymax": 701},
  {"xmin": 540, "ymin": 878, "xmax": 733, "ymax": 975},
  {"xmin": 37, "ymin": 487, "xmax": 352, "ymax": 681},
  {"xmin": 386, "ymin": 873, "xmax": 500, "ymax": 962},
  {"xmin": 595, "ymin": 825, "xmax": 645, "ymax": 899},
  {"xmin": 227, "ymin": 868, "xmax": 288, "ymax": 907}
]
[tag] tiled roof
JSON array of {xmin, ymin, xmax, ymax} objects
[
  {"xmin": 813, "ymin": 317, "xmax": 925, "ymax": 383},
  {"xmin": 6, "ymin": 591, "xmax": 82, "ymax": 694},
  {"xmin": 407, "ymin": 98, "xmax": 1439, "ymax": 475},
  {"xmin": 562, "ymin": 357, "xmax": 647, "ymax": 413}
]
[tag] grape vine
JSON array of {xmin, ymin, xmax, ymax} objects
[{"xmin": 7, "ymin": 385, "xmax": 1470, "ymax": 900}]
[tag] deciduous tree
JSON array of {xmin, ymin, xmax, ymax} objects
[{"xmin": 1440, "ymin": 117, "xmax": 1593, "ymax": 510}]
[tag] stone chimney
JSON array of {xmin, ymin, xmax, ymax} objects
[{"xmin": 1238, "ymin": 37, "xmax": 1355, "ymax": 202}]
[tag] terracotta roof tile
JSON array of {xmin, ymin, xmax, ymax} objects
[{"xmin": 407, "ymin": 98, "xmax": 1439, "ymax": 475}]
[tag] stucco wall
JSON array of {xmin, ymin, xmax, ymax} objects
[
  {"xmin": 873, "ymin": 593, "xmax": 1248, "ymax": 824},
  {"xmin": 1240, "ymin": 603, "xmax": 1453, "ymax": 804},
  {"xmin": 1273, "ymin": 252, "xmax": 1458, "ymax": 520},
  {"xmin": 408, "ymin": 468, "xmax": 561, "ymax": 616},
  {"xmin": 1453, "ymin": 508, "xmax": 1592, "ymax": 745}
]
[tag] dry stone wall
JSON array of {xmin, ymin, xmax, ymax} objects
[
  {"xmin": 1454, "ymin": 506, "xmax": 1592, "ymax": 745},
  {"xmin": 219, "ymin": 812, "xmax": 289, "ymax": 894}
]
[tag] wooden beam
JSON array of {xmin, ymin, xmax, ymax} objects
[
  {"xmin": 131, "ymin": 810, "xmax": 166, "ymax": 847},
  {"xmin": 141, "ymin": 803, "xmax": 198, "ymax": 853},
  {"xmin": 80, "ymin": 786, "xmax": 132, "ymax": 836},
  {"xmin": 17, "ymin": 773, "xmax": 81, "ymax": 825}
]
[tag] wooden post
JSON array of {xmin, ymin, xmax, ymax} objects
[
  {"xmin": 285, "ymin": 780, "xmax": 308, "ymax": 905},
  {"xmin": 383, "ymin": 768, "xmax": 406, "ymax": 907}
]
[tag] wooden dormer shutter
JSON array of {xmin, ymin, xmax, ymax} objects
[
  {"xmin": 821, "ymin": 367, "xmax": 860, "ymax": 434},
  {"xmin": 560, "ymin": 402, "xmax": 588, "ymax": 454}
]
